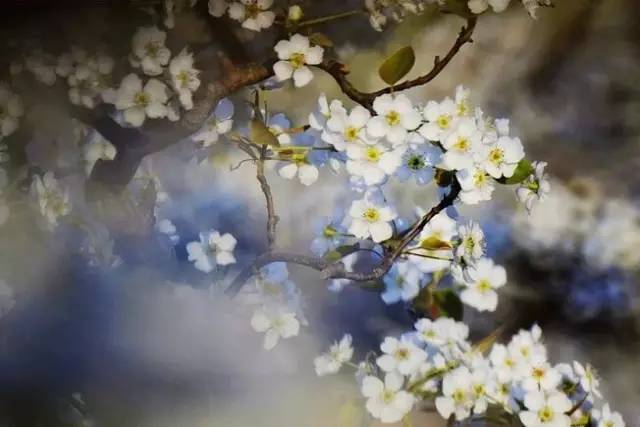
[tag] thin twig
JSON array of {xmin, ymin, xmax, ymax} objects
[{"xmin": 256, "ymin": 145, "xmax": 279, "ymax": 248}]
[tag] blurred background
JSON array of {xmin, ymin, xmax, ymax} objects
[{"xmin": 0, "ymin": 0, "xmax": 639, "ymax": 426}]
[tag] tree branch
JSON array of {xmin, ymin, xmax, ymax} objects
[
  {"xmin": 317, "ymin": 16, "xmax": 477, "ymax": 111},
  {"xmin": 256, "ymin": 145, "xmax": 279, "ymax": 248},
  {"xmin": 225, "ymin": 180, "xmax": 461, "ymax": 296}
]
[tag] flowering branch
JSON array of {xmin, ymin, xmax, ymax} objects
[
  {"xmin": 225, "ymin": 179, "xmax": 461, "ymax": 296},
  {"xmin": 317, "ymin": 16, "xmax": 477, "ymax": 111}
]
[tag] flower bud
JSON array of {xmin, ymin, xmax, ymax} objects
[{"xmin": 288, "ymin": 5, "xmax": 303, "ymax": 22}]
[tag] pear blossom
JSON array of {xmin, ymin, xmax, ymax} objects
[
  {"xmin": 419, "ymin": 98, "xmax": 458, "ymax": 142},
  {"xmin": 455, "ymin": 221, "xmax": 485, "ymax": 264},
  {"xmin": 310, "ymin": 212, "xmax": 346, "ymax": 256},
  {"xmin": 326, "ymin": 105, "xmax": 373, "ymax": 150},
  {"xmin": 169, "ymin": 49, "xmax": 201, "ymax": 110},
  {"xmin": 435, "ymin": 366, "xmax": 475, "ymax": 421},
  {"xmin": 517, "ymin": 161, "xmax": 551, "ymax": 212},
  {"xmin": 457, "ymin": 166, "xmax": 495, "ymax": 205},
  {"xmin": 345, "ymin": 142, "xmax": 401, "ymax": 186},
  {"xmin": 414, "ymin": 317, "xmax": 469, "ymax": 349},
  {"xmin": 409, "ymin": 211, "xmax": 457, "ymax": 273},
  {"xmin": 481, "ymin": 135, "xmax": 525, "ymax": 178},
  {"xmin": 440, "ymin": 117, "xmax": 482, "ymax": 170},
  {"xmin": 228, "ymin": 0, "xmax": 275, "ymax": 32},
  {"xmin": 458, "ymin": 257, "xmax": 506, "ymax": 312},
  {"xmin": 0, "ymin": 85, "xmax": 24, "ymax": 140},
  {"xmin": 130, "ymin": 26, "xmax": 171, "ymax": 76},
  {"xmin": 521, "ymin": 360, "xmax": 562, "ymax": 391},
  {"xmin": 308, "ymin": 94, "xmax": 347, "ymax": 141},
  {"xmin": 592, "ymin": 404, "xmax": 625, "ymax": 427},
  {"xmin": 377, "ymin": 336, "xmax": 427, "ymax": 375},
  {"xmin": 381, "ymin": 260, "xmax": 425, "ymax": 304},
  {"xmin": 573, "ymin": 361, "xmax": 601, "ymax": 397},
  {"xmin": 250, "ymin": 307, "xmax": 300, "ymax": 350},
  {"xmin": 395, "ymin": 142, "xmax": 441, "ymax": 185},
  {"xmin": 366, "ymin": 94, "xmax": 422, "ymax": 146},
  {"xmin": 348, "ymin": 197, "xmax": 397, "ymax": 243},
  {"xmin": 273, "ymin": 34, "xmax": 324, "ymax": 88},
  {"xmin": 489, "ymin": 343, "xmax": 519, "ymax": 382},
  {"xmin": 361, "ymin": 373, "xmax": 415, "ymax": 423},
  {"xmin": 186, "ymin": 229, "xmax": 237, "ymax": 273},
  {"xmin": 468, "ymin": 0, "xmax": 512, "ymax": 14},
  {"xmin": 519, "ymin": 390, "xmax": 572, "ymax": 427},
  {"xmin": 114, "ymin": 74, "xmax": 169, "ymax": 127},
  {"xmin": 31, "ymin": 172, "xmax": 71, "ymax": 229},
  {"xmin": 208, "ymin": 0, "xmax": 228, "ymax": 17},
  {"xmin": 84, "ymin": 131, "xmax": 116, "ymax": 175},
  {"xmin": 314, "ymin": 334, "xmax": 354, "ymax": 376},
  {"xmin": 191, "ymin": 98, "xmax": 234, "ymax": 146}
]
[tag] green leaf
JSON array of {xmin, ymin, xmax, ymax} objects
[
  {"xmin": 419, "ymin": 236, "xmax": 453, "ymax": 251},
  {"xmin": 337, "ymin": 399, "xmax": 364, "ymax": 427},
  {"xmin": 497, "ymin": 159, "xmax": 533, "ymax": 185},
  {"xmin": 379, "ymin": 46, "xmax": 415, "ymax": 86},
  {"xmin": 309, "ymin": 32, "xmax": 334, "ymax": 47},
  {"xmin": 433, "ymin": 289, "xmax": 463, "ymax": 321},
  {"xmin": 323, "ymin": 244, "xmax": 360, "ymax": 263},
  {"xmin": 250, "ymin": 118, "xmax": 280, "ymax": 147}
]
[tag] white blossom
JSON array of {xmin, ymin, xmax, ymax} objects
[
  {"xmin": 377, "ymin": 336, "xmax": 427, "ymax": 375},
  {"xmin": 186, "ymin": 229, "xmax": 237, "ymax": 273},
  {"xmin": 348, "ymin": 197, "xmax": 397, "ymax": 243},
  {"xmin": 457, "ymin": 166, "xmax": 495, "ymax": 205},
  {"xmin": 326, "ymin": 105, "xmax": 374, "ymax": 151},
  {"xmin": 455, "ymin": 221, "xmax": 485, "ymax": 264},
  {"xmin": 169, "ymin": 49, "xmax": 201, "ymax": 110},
  {"xmin": 130, "ymin": 26, "xmax": 171, "ymax": 76},
  {"xmin": 192, "ymin": 98, "xmax": 234, "ymax": 146},
  {"xmin": 273, "ymin": 34, "xmax": 323, "ymax": 88},
  {"xmin": 519, "ymin": 390, "xmax": 572, "ymax": 427},
  {"xmin": 366, "ymin": 94, "xmax": 422, "ymax": 146},
  {"xmin": 345, "ymin": 142, "xmax": 401, "ymax": 186},
  {"xmin": 435, "ymin": 366, "xmax": 475, "ymax": 421},
  {"xmin": 250, "ymin": 307, "xmax": 300, "ymax": 350},
  {"xmin": 517, "ymin": 161, "xmax": 551, "ymax": 212},
  {"xmin": 31, "ymin": 172, "xmax": 71, "ymax": 229},
  {"xmin": 114, "ymin": 74, "xmax": 169, "ymax": 127},
  {"xmin": 458, "ymin": 257, "xmax": 506, "ymax": 312},
  {"xmin": 361, "ymin": 373, "xmax": 415, "ymax": 424},
  {"xmin": 228, "ymin": 0, "xmax": 275, "ymax": 32},
  {"xmin": 314, "ymin": 334, "xmax": 354, "ymax": 376},
  {"xmin": 592, "ymin": 404, "xmax": 625, "ymax": 427}
]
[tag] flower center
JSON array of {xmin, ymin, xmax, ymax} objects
[
  {"xmin": 407, "ymin": 155, "xmax": 426, "ymax": 171},
  {"xmin": 532, "ymin": 367, "xmax": 545, "ymax": 380},
  {"xmin": 323, "ymin": 225, "xmax": 337, "ymax": 238},
  {"xmin": 289, "ymin": 52, "xmax": 306, "ymax": 69},
  {"xmin": 365, "ymin": 147, "xmax": 381, "ymax": 162},
  {"xmin": 538, "ymin": 406, "xmax": 554, "ymax": 423},
  {"xmin": 473, "ymin": 171, "xmax": 487, "ymax": 186},
  {"xmin": 457, "ymin": 100, "xmax": 469, "ymax": 116},
  {"xmin": 345, "ymin": 126, "xmax": 359, "ymax": 142},
  {"xmin": 385, "ymin": 110, "xmax": 401, "ymax": 126},
  {"xmin": 362, "ymin": 208, "xmax": 380, "ymax": 222},
  {"xmin": 489, "ymin": 148, "xmax": 504, "ymax": 164},
  {"xmin": 177, "ymin": 70, "xmax": 191, "ymax": 87},
  {"xmin": 452, "ymin": 389, "xmax": 466, "ymax": 403},
  {"xmin": 134, "ymin": 91, "xmax": 150, "ymax": 107},
  {"xmin": 477, "ymin": 279, "xmax": 492, "ymax": 292},
  {"xmin": 454, "ymin": 137, "xmax": 469, "ymax": 151},
  {"xmin": 145, "ymin": 42, "xmax": 159, "ymax": 57},
  {"xmin": 395, "ymin": 348, "xmax": 409, "ymax": 360},
  {"xmin": 245, "ymin": 3, "xmax": 263, "ymax": 18},
  {"xmin": 437, "ymin": 114, "xmax": 451, "ymax": 129},
  {"xmin": 382, "ymin": 390, "xmax": 395, "ymax": 404}
]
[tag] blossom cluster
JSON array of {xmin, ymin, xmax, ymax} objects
[
  {"xmin": 106, "ymin": 26, "xmax": 201, "ymax": 126},
  {"xmin": 208, "ymin": 0, "xmax": 276, "ymax": 32},
  {"xmin": 316, "ymin": 320, "xmax": 625, "ymax": 426}
]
